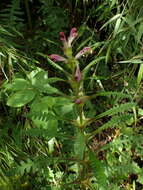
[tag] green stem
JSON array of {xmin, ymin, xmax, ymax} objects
[{"xmin": 66, "ymin": 56, "xmax": 90, "ymax": 188}]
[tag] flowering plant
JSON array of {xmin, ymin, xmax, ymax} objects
[
  {"xmin": 48, "ymin": 28, "xmax": 135, "ymax": 189},
  {"xmin": 49, "ymin": 28, "xmax": 92, "ymax": 106},
  {"xmin": 49, "ymin": 28, "xmax": 92, "ymax": 61},
  {"xmin": 5, "ymin": 27, "xmax": 136, "ymax": 189},
  {"xmin": 48, "ymin": 28, "xmax": 100, "ymax": 188}
]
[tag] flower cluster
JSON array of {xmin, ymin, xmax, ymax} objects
[
  {"xmin": 49, "ymin": 28, "xmax": 92, "ymax": 105},
  {"xmin": 49, "ymin": 28, "xmax": 92, "ymax": 62}
]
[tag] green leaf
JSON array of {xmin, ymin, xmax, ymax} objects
[
  {"xmin": 31, "ymin": 96, "xmax": 56, "ymax": 111},
  {"xmin": 74, "ymin": 131, "xmax": 86, "ymax": 159},
  {"xmin": 138, "ymin": 108, "xmax": 143, "ymax": 116},
  {"xmin": 89, "ymin": 151, "xmax": 107, "ymax": 187},
  {"xmin": 113, "ymin": 18, "xmax": 122, "ymax": 37},
  {"xmin": 31, "ymin": 70, "xmax": 60, "ymax": 94},
  {"xmin": 137, "ymin": 172, "xmax": 143, "ymax": 185},
  {"xmin": 137, "ymin": 63, "xmax": 143, "ymax": 85},
  {"xmin": 93, "ymin": 91, "xmax": 131, "ymax": 99},
  {"xmin": 47, "ymin": 77, "xmax": 65, "ymax": 84},
  {"xmin": 29, "ymin": 112, "xmax": 56, "ymax": 128},
  {"xmin": 119, "ymin": 59, "xmax": 143, "ymax": 64},
  {"xmin": 105, "ymin": 44, "xmax": 111, "ymax": 64},
  {"xmin": 137, "ymin": 23, "xmax": 143, "ymax": 43},
  {"xmin": 10, "ymin": 78, "xmax": 32, "ymax": 91},
  {"xmin": 100, "ymin": 14, "xmax": 121, "ymax": 30},
  {"xmin": 31, "ymin": 70, "xmax": 48, "ymax": 87},
  {"xmin": 54, "ymin": 97, "xmax": 72, "ymax": 105},
  {"xmin": 48, "ymin": 138, "xmax": 56, "ymax": 154},
  {"xmin": 54, "ymin": 97, "xmax": 74, "ymax": 115},
  {"xmin": 7, "ymin": 89, "xmax": 36, "ymax": 107},
  {"xmin": 92, "ymin": 114, "xmax": 132, "ymax": 135},
  {"xmin": 60, "ymin": 104, "xmax": 74, "ymax": 115},
  {"xmin": 25, "ymin": 120, "xmax": 58, "ymax": 139},
  {"xmin": 83, "ymin": 56, "xmax": 105, "ymax": 77},
  {"xmin": 27, "ymin": 68, "xmax": 43, "ymax": 80},
  {"xmin": 110, "ymin": 0, "xmax": 117, "ymax": 8}
]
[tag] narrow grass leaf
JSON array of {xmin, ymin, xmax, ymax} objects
[
  {"xmin": 137, "ymin": 63, "xmax": 143, "ymax": 85},
  {"xmin": 100, "ymin": 14, "xmax": 121, "ymax": 30}
]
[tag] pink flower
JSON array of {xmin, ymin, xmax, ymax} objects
[
  {"xmin": 49, "ymin": 28, "xmax": 92, "ymax": 63},
  {"xmin": 49, "ymin": 54, "xmax": 66, "ymax": 62},
  {"xmin": 68, "ymin": 28, "xmax": 78, "ymax": 47},
  {"xmin": 59, "ymin": 32, "xmax": 67, "ymax": 42},
  {"xmin": 75, "ymin": 47, "xmax": 92, "ymax": 59},
  {"xmin": 60, "ymin": 28, "xmax": 78, "ymax": 48},
  {"xmin": 75, "ymin": 99, "xmax": 82, "ymax": 104},
  {"xmin": 74, "ymin": 65, "xmax": 82, "ymax": 82},
  {"xmin": 59, "ymin": 32, "xmax": 68, "ymax": 47}
]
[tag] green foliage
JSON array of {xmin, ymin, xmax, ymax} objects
[
  {"xmin": 95, "ymin": 102, "xmax": 135, "ymax": 120},
  {"xmin": 74, "ymin": 130, "xmax": 86, "ymax": 159},
  {"xmin": 7, "ymin": 89, "xmax": 36, "ymax": 107},
  {"xmin": 91, "ymin": 114, "xmax": 133, "ymax": 136},
  {"xmin": 40, "ymin": 3, "xmax": 69, "ymax": 35},
  {"xmin": 0, "ymin": 0, "xmax": 23, "ymax": 28},
  {"xmin": 89, "ymin": 151, "xmax": 107, "ymax": 188}
]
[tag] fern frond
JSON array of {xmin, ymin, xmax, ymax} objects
[
  {"xmin": 91, "ymin": 114, "xmax": 133, "ymax": 137},
  {"xmin": 9, "ymin": 159, "xmax": 36, "ymax": 176},
  {"xmin": 91, "ymin": 91, "xmax": 131, "ymax": 100},
  {"xmin": 25, "ymin": 126, "xmax": 57, "ymax": 139},
  {"xmin": 9, "ymin": 155, "xmax": 80, "ymax": 176},
  {"xmin": 87, "ymin": 102, "xmax": 136, "ymax": 127},
  {"xmin": 89, "ymin": 151, "xmax": 108, "ymax": 187},
  {"xmin": 95, "ymin": 102, "xmax": 136, "ymax": 120},
  {"xmin": 27, "ymin": 112, "xmax": 56, "ymax": 122},
  {"xmin": 27, "ymin": 111, "xmax": 72, "ymax": 123},
  {"xmin": 0, "ymin": 0, "xmax": 23, "ymax": 28},
  {"xmin": 0, "ymin": 25, "xmax": 14, "ymax": 36}
]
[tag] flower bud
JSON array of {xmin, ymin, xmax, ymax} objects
[
  {"xmin": 75, "ymin": 99, "xmax": 82, "ymax": 104},
  {"xmin": 49, "ymin": 54, "xmax": 66, "ymax": 62},
  {"xmin": 59, "ymin": 32, "xmax": 67, "ymax": 43},
  {"xmin": 68, "ymin": 28, "xmax": 78, "ymax": 47},
  {"xmin": 75, "ymin": 47, "xmax": 92, "ymax": 59},
  {"xmin": 74, "ymin": 65, "xmax": 82, "ymax": 82}
]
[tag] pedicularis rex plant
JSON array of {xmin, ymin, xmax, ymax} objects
[
  {"xmin": 4, "ymin": 28, "xmax": 138, "ymax": 190},
  {"xmin": 49, "ymin": 28, "xmax": 92, "ymax": 127}
]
